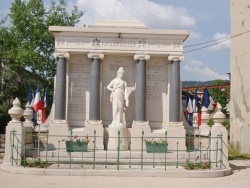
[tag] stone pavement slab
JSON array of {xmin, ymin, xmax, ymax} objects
[{"xmin": 0, "ymin": 160, "xmax": 250, "ymax": 188}]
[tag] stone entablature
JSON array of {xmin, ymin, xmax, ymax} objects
[
  {"xmin": 54, "ymin": 37, "xmax": 183, "ymax": 54},
  {"xmin": 49, "ymin": 20, "xmax": 189, "ymax": 56}
]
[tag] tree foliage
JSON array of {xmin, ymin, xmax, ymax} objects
[
  {"xmin": 209, "ymin": 80, "xmax": 230, "ymax": 114},
  {"xmin": 5, "ymin": 0, "xmax": 83, "ymax": 86},
  {"xmin": 0, "ymin": 0, "xmax": 83, "ymax": 133}
]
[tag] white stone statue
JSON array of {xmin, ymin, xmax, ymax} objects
[{"xmin": 107, "ymin": 67, "xmax": 129, "ymax": 128}]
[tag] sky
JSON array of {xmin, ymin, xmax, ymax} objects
[{"xmin": 0, "ymin": 0, "xmax": 230, "ymax": 81}]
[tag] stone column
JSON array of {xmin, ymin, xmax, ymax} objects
[
  {"xmin": 54, "ymin": 52, "xmax": 69, "ymax": 120},
  {"xmin": 87, "ymin": 53, "xmax": 104, "ymax": 120},
  {"xmin": 168, "ymin": 55, "xmax": 183, "ymax": 122},
  {"xmin": 131, "ymin": 54, "xmax": 151, "ymax": 150},
  {"xmin": 134, "ymin": 54, "xmax": 150, "ymax": 121},
  {"xmin": 85, "ymin": 53, "xmax": 104, "ymax": 150}
]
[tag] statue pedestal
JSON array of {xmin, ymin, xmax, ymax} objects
[{"xmin": 108, "ymin": 127, "xmax": 129, "ymax": 150}]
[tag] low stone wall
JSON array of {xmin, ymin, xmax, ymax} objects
[{"xmin": 0, "ymin": 134, "xmax": 5, "ymax": 160}]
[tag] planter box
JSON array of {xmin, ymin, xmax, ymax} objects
[
  {"xmin": 146, "ymin": 143, "xmax": 168, "ymax": 153},
  {"xmin": 66, "ymin": 141, "xmax": 88, "ymax": 152}
]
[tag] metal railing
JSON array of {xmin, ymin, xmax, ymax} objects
[{"xmin": 10, "ymin": 129, "xmax": 228, "ymax": 170}]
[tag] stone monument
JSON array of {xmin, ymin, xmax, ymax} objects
[{"xmin": 47, "ymin": 20, "xmax": 190, "ymax": 150}]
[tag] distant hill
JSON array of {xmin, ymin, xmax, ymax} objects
[{"xmin": 182, "ymin": 80, "xmax": 228, "ymax": 87}]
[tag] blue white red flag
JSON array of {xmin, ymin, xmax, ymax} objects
[
  {"xmin": 185, "ymin": 91, "xmax": 193, "ymax": 126},
  {"xmin": 185, "ymin": 91, "xmax": 193, "ymax": 114},
  {"xmin": 33, "ymin": 86, "xmax": 43, "ymax": 112},
  {"xmin": 44, "ymin": 87, "xmax": 49, "ymax": 109},
  {"xmin": 28, "ymin": 86, "xmax": 34, "ymax": 106},
  {"xmin": 202, "ymin": 87, "xmax": 216, "ymax": 110},
  {"xmin": 192, "ymin": 88, "xmax": 198, "ymax": 113},
  {"xmin": 33, "ymin": 86, "xmax": 46, "ymax": 124}
]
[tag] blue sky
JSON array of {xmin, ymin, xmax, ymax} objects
[{"xmin": 0, "ymin": 0, "xmax": 230, "ymax": 81}]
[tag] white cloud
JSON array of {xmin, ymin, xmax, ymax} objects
[
  {"xmin": 182, "ymin": 60, "xmax": 228, "ymax": 81},
  {"xmin": 75, "ymin": 0, "xmax": 195, "ymax": 29},
  {"xmin": 187, "ymin": 31, "xmax": 202, "ymax": 42},
  {"xmin": 209, "ymin": 33, "xmax": 230, "ymax": 51},
  {"xmin": 188, "ymin": 60, "xmax": 204, "ymax": 67}
]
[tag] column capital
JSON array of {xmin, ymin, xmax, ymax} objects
[
  {"xmin": 168, "ymin": 55, "xmax": 184, "ymax": 62},
  {"xmin": 88, "ymin": 53, "xmax": 104, "ymax": 59},
  {"xmin": 53, "ymin": 52, "xmax": 70, "ymax": 59},
  {"xmin": 134, "ymin": 54, "xmax": 150, "ymax": 61}
]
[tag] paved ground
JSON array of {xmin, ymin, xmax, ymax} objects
[{"xmin": 0, "ymin": 160, "xmax": 250, "ymax": 188}]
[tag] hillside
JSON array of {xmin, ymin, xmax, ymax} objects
[{"xmin": 182, "ymin": 80, "xmax": 228, "ymax": 87}]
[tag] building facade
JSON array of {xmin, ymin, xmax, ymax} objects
[{"xmin": 230, "ymin": 0, "xmax": 250, "ymax": 153}]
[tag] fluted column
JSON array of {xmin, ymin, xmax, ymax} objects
[
  {"xmin": 54, "ymin": 52, "xmax": 69, "ymax": 120},
  {"xmin": 88, "ymin": 53, "xmax": 104, "ymax": 120},
  {"xmin": 134, "ymin": 54, "xmax": 150, "ymax": 121},
  {"xmin": 168, "ymin": 55, "xmax": 183, "ymax": 122}
]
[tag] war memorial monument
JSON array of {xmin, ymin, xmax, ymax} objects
[{"xmin": 1, "ymin": 20, "xmax": 230, "ymax": 177}]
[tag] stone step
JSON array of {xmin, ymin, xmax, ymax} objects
[
  {"xmin": 0, "ymin": 144, "xmax": 5, "ymax": 148},
  {"xmin": 25, "ymin": 156, "xmax": 208, "ymax": 166},
  {"xmin": 26, "ymin": 150, "xmax": 208, "ymax": 161},
  {"xmin": 0, "ymin": 148, "xmax": 5, "ymax": 153}
]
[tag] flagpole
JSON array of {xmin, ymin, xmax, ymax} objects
[{"xmin": 38, "ymin": 123, "xmax": 40, "ymax": 161}]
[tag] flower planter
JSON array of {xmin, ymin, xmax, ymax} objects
[
  {"xmin": 66, "ymin": 141, "xmax": 88, "ymax": 152},
  {"xmin": 146, "ymin": 143, "xmax": 168, "ymax": 153}
]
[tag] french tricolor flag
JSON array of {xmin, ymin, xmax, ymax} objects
[
  {"xmin": 185, "ymin": 91, "xmax": 194, "ymax": 126},
  {"xmin": 185, "ymin": 91, "xmax": 193, "ymax": 114},
  {"xmin": 201, "ymin": 87, "xmax": 216, "ymax": 110},
  {"xmin": 33, "ymin": 86, "xmax": 44, "ymax": 113},
  {"xmin": 33, "ymin": 86, "xmax": 46, "ymax": 123}
]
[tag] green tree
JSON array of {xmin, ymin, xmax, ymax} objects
[
  {"xmin": 0, "ymin": 0, "xmax": 83, "ymax": 133},
  {"xmin": 209, "ymin": 80, "xmax": 230, "ymax": 114},
  {"xmin": 5, "ymin": 0, "xmax": 83, "ymax": 87}
]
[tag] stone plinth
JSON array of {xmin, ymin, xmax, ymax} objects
[
  {"xmin": 158, "ymin": 122, "xmax": 186, "ymax": 151},
  {"xmin": 130, "ymin": 121, "xmax": 151, "ymax": 150},
  {"xmin": 108, "ymin": 128, "xmax": 129, "ymax": 150},
  {"xmin": 211, "ymin": 126, "xmax": 229, "ymax": 168},
  {"xmin": 4, "ymin": 123, "xmax": 24, "ymax": 164},
  {"xmin": 85, "ymin": 120, "xmax": 104, "ymax": 150}
]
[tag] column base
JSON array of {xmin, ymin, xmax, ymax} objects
[
  {"xmin": 130, "ymin": 121, "xmax": 151, "ymax": 150},
  {"xmin": 162, "ymin": 121, "xmax": 186, "ymax": 151}
]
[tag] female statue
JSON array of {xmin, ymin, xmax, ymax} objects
[{"xmin": 107, "ymin": 67, "xmax": 129, "ymax": 127}]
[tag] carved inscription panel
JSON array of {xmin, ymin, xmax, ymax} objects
[
  {"xmin": 55, "ymin": 37, "xmax": 183, "ymax": 52},
  {"xmin": 68, "ymin": 55, "xmax": 90, "ymax": 123},
  {"xmin": 146, "ymin": 58, "xmax": 168, "ymax": 122}
]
